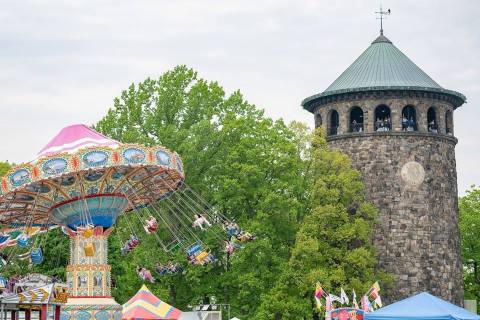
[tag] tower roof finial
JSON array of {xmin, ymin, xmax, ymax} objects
[{"xmin": 375, "ymin": 5, "xmax": 391, "ymax": 35}]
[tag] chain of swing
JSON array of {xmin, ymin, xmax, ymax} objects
[
  {"xmin": 113, "ymin": 166, "xmax": 255, "ymax": 281},
  {"xmin": 0, "ymin": 166, "xmax": 255, "ymax": 282}
]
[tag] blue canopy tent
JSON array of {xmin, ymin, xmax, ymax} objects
[{"xmin": 365, "ymin": 292, "xmax": 480, "ymax": 320}]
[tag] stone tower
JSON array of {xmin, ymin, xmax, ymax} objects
[{"xmin": 302, "ymin": 32, "xmax": 466, "ymax": 304}]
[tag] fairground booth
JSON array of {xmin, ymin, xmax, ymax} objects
[{"xmin": 0, "ymin": 283, "xmax": 68, "ymax": 320}]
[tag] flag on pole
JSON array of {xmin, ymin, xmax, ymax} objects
[
  {"xmin": 374, "ymin": 295, "xmax": 383, "ymax": 308},
  {"xmin": 326, "ymin": 295, "xmax": 333, "ymax": 312},
  {"xmin": 340, "ymin": 288, "xmax": 349, "ymax": 305},
  {"xmin": 360, "ymin": 295, "xmax": 369, "ymax": 312},
  {"xmin": 369, "ymin": 281, "xmax": 382, "ymax": 308},
  {"xmin": 329, "ymin": 293, "xmax": 343, "ymax": 305},
  {"xmin": 315, "ymin": 296, "xmax": 323, "ymax": 310},
  {"xmin": 352, "ymin": 289, "xmax": 359, "ymax": 309},
  {"xmin": 315, "ymin": 283, "xmax": 324, "ymax": 299},
  {"xmin": 315, "ymin": 283, "xmax": 323, "ymax": 310}
]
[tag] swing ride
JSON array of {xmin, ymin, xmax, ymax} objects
[{"xmin": 0, "ymin": 124, "xmax": 253, "ymax": 320}]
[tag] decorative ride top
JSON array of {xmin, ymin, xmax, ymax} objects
[{"xmin": 0, "ymin": 124, "xmax": 184, "ymax": 229}]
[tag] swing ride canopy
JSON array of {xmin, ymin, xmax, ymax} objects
[
  {"xmin": 0, "ymin": 124, "xmax": 185, "ymax": 230},
  {"xmin": 365, "ymin": 292, "xmax": 480, "ymax": 320},
  {"xmin": 122, "ymin": 285, "xmax": 182, "ymax": 320}
]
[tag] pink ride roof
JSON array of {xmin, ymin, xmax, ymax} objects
[
  {"xmin": 122, "ymin": 285, "xmax": 182, "ymax": 320},
  {"xmin": 36, "ymin": 124, "xmax": 119, "ymax": 159}
]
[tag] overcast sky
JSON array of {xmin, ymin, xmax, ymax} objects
[{"xmin": 0, "ymin": 0, "xmax": 478, "ymax": 195}]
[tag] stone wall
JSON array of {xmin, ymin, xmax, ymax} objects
[
  {"xmin": 311, "ymin": 92, "xmax": 464, "ymax": 304},
  {"xmin": 314, "ymin": 96, "xmax": 455, "ymax": 136},
  {"xmin": 328, "ymin": 132, "xmax": 463, "ymax": 304}
]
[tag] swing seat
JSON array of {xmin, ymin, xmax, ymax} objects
[
  {"xmin": 160, "ymin": 267, "xmax": 169, "ymax": 275},
  {"xmin": 238, "ymin": 233, "xmax": 254, "ymax": 242},
  {"xmin": 30, "ymin": 248, "xmax": 43, "ymax": 265},
  {"xmin": 166, "ymin": 238, "xmax": 181, "ymax": 253},
  {"xmin": 84, "ymin": 243, "xmax": 95, "ymax": 257},
  {"xmin": 227, "ymin": 228, "xmax": 238, "ymax": 237},
  {"xmin": 82, "ymin": 226, "xmax": 94, "ymax": 238},
  {"xmin": 186, "ymin": 243, "xmax": 202, "ymax": 256},
  {"xmin": 195, "ymin": 251, "xmax": 209, "ymax": 262},
  {"xmin": 0, "ymin": 274, "xmax": 7, "ymax": 289},
  {"xmin": 17, "ymin": 236, "xmax": 30, "ymax": 248},
  {"xmin": 173, "ymin": 266, "xmax": 183, "ymax": 273}
]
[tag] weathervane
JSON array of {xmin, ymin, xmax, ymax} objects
[{"xmin": 375, "ymin": 5, "xmax": 391, "ymax": 35}]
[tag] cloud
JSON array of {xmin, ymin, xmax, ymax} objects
[{"xmin": 0, "ymin": 0, "xmax": 479, "ymax": 194}]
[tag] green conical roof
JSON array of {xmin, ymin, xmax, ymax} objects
[{"xmin": 302, "ymin": 34, "xmax": 465, "ymax": 111}]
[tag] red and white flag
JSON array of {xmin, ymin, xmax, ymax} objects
[
  {"xmin": 361, "ymin": 295, "xmax": 369, "ymax": 312},
  {"xmin": 370, "ymin": 288, "xmax": 379, "ymax": 300},
  {"xmin": 368, "ymin": 282, "xmax": 382, "ymax": 308}
]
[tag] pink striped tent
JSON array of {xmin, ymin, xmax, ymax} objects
[{"xmin": 122, "ymin": 285, "xmax": 182, "ymax": 320}]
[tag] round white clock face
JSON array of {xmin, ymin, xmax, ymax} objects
[{"xmin": 401, "ymin": 161, "xmax": 425, "ymax": 187}]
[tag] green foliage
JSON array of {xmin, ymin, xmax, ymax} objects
[
  {"xmin": 0, "ymin": 164, "xmax": 68, "ymax": 282},
  {"xmin": 459, "ymin": 186, "xmax": 480, "ymax": 302},
  {"xmin": 2, "ymin": 229, "xmax": 69, "ymax": 280},
  {"xmin": 95, "ymin": 63, "xmax": 389, "ymax": 318},
  {"xmin": 0, "ymin": 161, "xmax": 12, "ymax": 177},
  {"xmin": 96, "ymin": 66, "xmax": 310, "ymax": 316},
  {"xmin": 255, "ymin": 130, "xmax": 392, "ymax": 319},
  {"xmin": 0, "ymin": 65, "xmax": 386, "ymax": 319},
  {"xmin": 31, "ymin": 229, "xmax": 70, "ymax": 278}
]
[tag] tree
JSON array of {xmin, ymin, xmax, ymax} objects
[
  {"xmin": 459, "ymin": 186, "xmax": 480, "ymax": 302},
  {"xmin": 255, "ymin": 130, "xmax": 391, "ymax": 319},
  {"xmin": 0, "ymin": 161, "xmax": 12, "ymax": 177},
  {"xmin": 0, "ymin": 66, "xmax": 390, "ymax": 319},
  {"xmin": 1, "ymin": 229, "xmax": 69, "ymax": 280},
  {"xmin": 0, "ymin": 161, "xmax": 69, "ymax": 280},
  {"xmin": 96, "ymin": 66, "xmax": 309, "ymax": 316}
]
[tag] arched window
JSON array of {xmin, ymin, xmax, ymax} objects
[
  {"xmin": 350, "ymin": 107, "xmax": 364, "ymax": 133},
  {"xmin": 315, "ymin": 113, "xmax": 322, "ymax": 128},
  {"xmin": 402, "ymin": 106, "xmax": 417, "ymax": 131},
  {"xmin": 427, "ymin": 107, "xmax": 438, "ymax": 133},
  {"xmin": 445, "ymin": 110, "xmax": 453, "ymax": 135},
  {"xmin": 374, "ymin": 105, "xmax": 391, "ymax": 132},
  {"xmin": 329, "ymin": 110, "xmax": 339, "ymax": 136}
]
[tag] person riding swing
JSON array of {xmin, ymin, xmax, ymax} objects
[
  {"xmin": 143, "ymin": 216, "xmax": 158, "ymax": 234},
  {"xmin": 192, "ymin": 214, "xmax": 211, "ymax": 230},
  {"xmin": 121, "ymin": 234, "xmax": 139, "ymax": 255}
]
